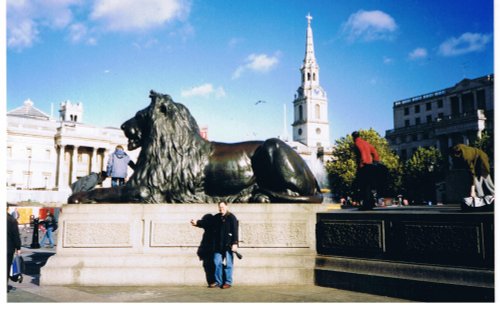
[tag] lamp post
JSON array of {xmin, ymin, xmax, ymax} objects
[{"xmin": 27, "ymin": 155, "xmax": 32, "ymax": 189}]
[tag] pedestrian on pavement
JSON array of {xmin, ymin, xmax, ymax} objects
[
  {"xmin": 191, "ymin": 201, "xmax": 239, "ymax": 289},
  {"xmin": 39, "ymin": 212, "xmax": 57, "ymax": 248},
  {"xmin": 450, "ymin": 144, "xmax": 495, "ymax": 197},
  {"xmin": 7, "ymin": 204, "xmax": 22, "ymax": 292},
  {"xmin": 10, "ymin": 207, "xmax": 20, "ymax": 221},
  {"xmin": 352, "ymin": 131, "xmax": 387, "ymax": 210},
  {"xmin": 106, "ymin": 145, "xmax": 136, "ymax": 187}
]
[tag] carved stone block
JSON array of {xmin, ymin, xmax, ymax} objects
[
  {"xmin": 63, "ymin": 222, "xmax": 132, "ymax": 247},
  {"xmin": 318, "ymin": 221, "xmax": 384, "ymax": 252}
]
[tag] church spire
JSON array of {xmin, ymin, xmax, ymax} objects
[
  {"xmin": 301, "ymin": 13, "xmax": 320, "ymax": 88},
  {"xmin": 304, "ymin": 13, "xmax": 316, "ymax": 66}
]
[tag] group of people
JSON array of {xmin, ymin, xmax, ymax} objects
[
  {"xmin": 191, "ymin": 201, "xmax": 239, "ymax": 289},
  {"xmin": 351, "ymin": 131, "xmax": 494, "ymax": 210},
  {"xmin": 71, "ymin": 145, "xmax": 135, "ymax": 193}
]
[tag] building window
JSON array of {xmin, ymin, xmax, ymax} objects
[
  {"xmin": 315, "ymin": 104, "xmax": 320, "ymax": 119},
  {"xmin": 426, "ymin": 102, "xmax": 432, "ymax": 110},
  {"xmin": 7, "ymin": 146, "xmax": 12, "ymax": 158},
  {"xmin": 476, "ymin": 89, "xmax": 486, "ymax": 110},
  {"xmin": 298, "ymin": 128, "xmax": 303, "ymax": 135},
  {"xmin": 415, "ymin": 117, "xmax": 421, "ymax": 125},
  {"xmin": 404, "ymin": 120, "xmax": 410, "ymax": 127},
  {"xmin": 404, "ymin": 107, "xmax": 409, "ymax": 115},
  {"xmin": 45, "ymin": 149, "xmax": 51, "ymax": 159},
  {"xmin": 462, "ymin": 92, "xmax": 474, "ymax": 113},
  {"xmin": 316, "ymin": 128, "xmax": 321, "ymax": 134},
  {"xmin": 414, "ymin": 105, "xmax": 420, "ymax": 113},
  {"xmin": 426, "ymin": 115, "xmax": 432, "ymax": 123},
  {"xmin": 299, "ymin": 105, "xmax": 303, "ymax": 121},
  {"xmin": 26, "ymin": 147, "xmax": 32, "ymax": 158},
  {"xmin": 450, "ymin": 96, "xmax": 460, "ymax": 116},
  {"xmin": 437, "ymin": 99, "xmax": 443, "ymax": 108},
  {"xmin": 438, "ymin": 112, "xmax": 444, "ymax": 119},
  {"xmin": 307, "ymin": 73, "xmax": 311, "ymax": 81},
  {"xmin": 313, "ymin": 73, "xmax": 316, "ymax": 81}
]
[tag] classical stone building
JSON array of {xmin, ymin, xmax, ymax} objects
[
  {"xmin": 6, "ymin": 99, "xmax": 138, "ymax": 204},
  {"xmin": 385, "ymin": 74, "xmax": 494, "ymax": 161}
]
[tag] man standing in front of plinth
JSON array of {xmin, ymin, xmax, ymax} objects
[{"xmin": 191, "ymin": 201, "xmax": 239, "ymax": 289}]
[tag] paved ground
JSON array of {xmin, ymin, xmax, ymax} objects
[{"xmin": 6, "ymin": 247, "xmax": 411, "ymax": 303}]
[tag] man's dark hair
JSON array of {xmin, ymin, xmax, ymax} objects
[
  {"xmin": 218, "ymin": 201, "xmax": 228, "ymax": 206},
  {"xmin": 351, "ymin": 131, "xmax": 360, "ymax": 139}
]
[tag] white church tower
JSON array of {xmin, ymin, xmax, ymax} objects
[{"xmin": 292, "ymin": 14, "xmax": 330, "ymax": 149}]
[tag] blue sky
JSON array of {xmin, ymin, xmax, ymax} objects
[{"xmin": 5, "ymin": 0, "xmax": 494, "ymax": 143}]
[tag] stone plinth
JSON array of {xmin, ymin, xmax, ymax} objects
[
  {"xmin": 315, "ymin": 207, "xmax": 494, "ymax": 302},
  {"xmin": 41, "ymin": 203, "xmax": 325, "ymax": 286}
]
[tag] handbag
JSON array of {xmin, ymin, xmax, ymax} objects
[{"xmin": 9, "ymin": 255, "xmax": 24, "ymax": 283}]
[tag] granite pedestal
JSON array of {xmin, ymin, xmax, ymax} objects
[{"xmin": 41, "ymin": 203, "xmax": 325, "ymax": 286}]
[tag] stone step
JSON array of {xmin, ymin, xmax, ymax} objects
[
  {"xmin": 315, "ymin": 255, "xmax": 494, "ymax": 301},
  {"xmin": 41, "ymin": 253, "xmax": 315, "ymax": 286}
]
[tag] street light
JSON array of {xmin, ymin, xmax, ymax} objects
[{"xmin": 27, "ymin": 155, "xmax": 32, "ymax": 189}]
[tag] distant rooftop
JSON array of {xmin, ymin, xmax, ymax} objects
[
  {"xmin": 393, "ymin": 74, "xmax": 494, "ymax": 107},
  {"xmin": 7, "ymin": 99, "xmax": 51, "ymax": 120}
]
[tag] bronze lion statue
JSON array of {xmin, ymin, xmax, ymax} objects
[{"xmin": 68, "ymin": 91, "xmax": 323, "ymax": 204}]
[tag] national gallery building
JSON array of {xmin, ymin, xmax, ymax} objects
[{"xmin": 6, "ymin": 99, "xmax": 138, "ymax": 205}]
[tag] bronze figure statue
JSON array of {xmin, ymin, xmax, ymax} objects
[{"xmin": 68, "ymin": 91, "xmax": 323, "ymax": 204}]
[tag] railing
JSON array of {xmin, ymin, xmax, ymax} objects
[
  {"xmin": 394, "ymin": 89, "xmax": 447, "ymax": 107},
  {"xmin": 386, "ymin": 110, "xmax": 487, "ymax": 134}
]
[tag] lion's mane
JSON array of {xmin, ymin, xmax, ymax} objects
[{"xmin": 127, "ymin": 93, "xmax": 213, "ymax": 203}]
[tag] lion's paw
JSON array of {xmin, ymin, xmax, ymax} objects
[{"xmin": 252, "ymin": 194, "xmax": 271, "ymax": 203}]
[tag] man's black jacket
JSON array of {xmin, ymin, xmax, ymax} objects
[{"xmin": 196, "ymin": 212, "xmax": 239, "ymax": 253}]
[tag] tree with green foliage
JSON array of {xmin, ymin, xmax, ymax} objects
[
  {"xmin": 401, "ymin": 146, "xmax": 444, "ymax": 204},
  {"xmin": 472, "ymin": 131, "xmax": 493, "ymax": 160},
  {"xmin": 325, "ymin": 129, "xmax": 402, "ymax": 200}
]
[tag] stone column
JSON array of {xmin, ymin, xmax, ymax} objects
[
  {"xmin": 71, "ymin": 145, "xmax": 79, "ymax": 184},
  {"xmin": 57, "ymin": 145, "xmax": 65, "ymax": 189},
  {"xmin": 91, "ymin": 148, "xmax": 98, "ymax": 173}
]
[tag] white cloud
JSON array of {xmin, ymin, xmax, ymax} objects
[
  {"xmin": 68, "ymin": 23, "xmax": 96, "ymax": 45},
  {"xmin": 342, "ymin": 10, "xmax": 397, "ymax": 42},
  {"xmin": 228, "ymin": 37, "xmax": 245, "ymax": 48},
  {"xmin": 181, "ymin": 83, "xmax": 226, "ymax": 99},
  {"xmin": 90, "ymin": 0, "xmax": 191, "ymax": 31},
  {"xmin": 232, "ymin": 52, "xmax": 280, "ymax": 79},
  {"xmin": 409, "ymin": 47, "xmax": 428, "ymax": 60},
  {"xmin": 7, "ymin": 0, "xmax": 81, "ymax": 49},
  {"xmin": 438, "ymin": 32, "xmax": 492, "ymax": 57},
  {"xmin": 7, "ymin": 19, "xmax": 38, "ymax": 49},
  {"xmin": 383, "ymin": 56, "xmax": 393, "ymax": 64}
]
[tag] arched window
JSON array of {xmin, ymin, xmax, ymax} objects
[
  {"xmin": 307, "ymin": 73, "xmax": 311, "ymax": 81},
  {"xmin": 74, "ymin": 116, "xmax": 78, "ymax": 122},
  {"xmin": 315, "ymin": 104, "xmax": 320, "ymax": 119},
  {"xmin": 313, "ymin": 73, "xmax": 316, "ymax": 81},
  {"xmin": 299, "ymin": 105, "xmax": 303, "ymax": 121}
]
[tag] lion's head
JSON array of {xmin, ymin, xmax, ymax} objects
[{"xmin": 122, "ymin": 90, "xmax": 212, "ymax": 203}]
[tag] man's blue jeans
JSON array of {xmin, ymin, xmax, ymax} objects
[
  {"xmin": 40, "ymin": 227, "xmax": 54, "ymax": 248},
  {"xmin": 213, "ymin": 251, "xmax": 233, "ymax": 286}
]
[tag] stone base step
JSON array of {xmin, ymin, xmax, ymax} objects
[
  {"xmin": 315, "ymin": 256, "xmax": 494, "ymax": 302},
  {"xmin": 41, "ymin": 253, "xmax": 315, "ymax": 286}
]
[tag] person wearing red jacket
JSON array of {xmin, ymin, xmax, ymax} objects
[{"xmin": 352, "ymin": 131, "xmax": 382, "ymax": 210}]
